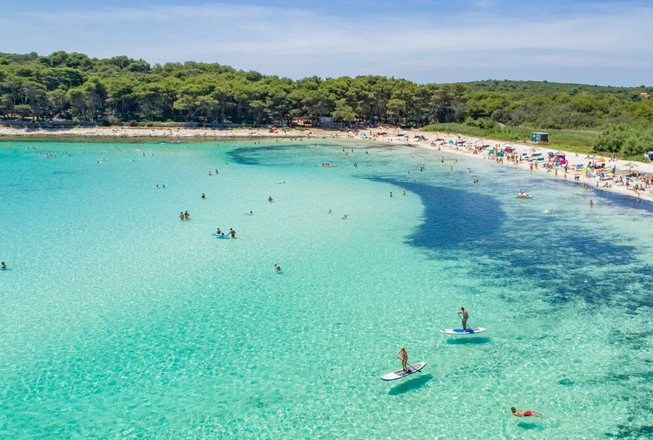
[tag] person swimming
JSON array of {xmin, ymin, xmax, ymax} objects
[
  {"xmin": 275, "ymin": 264, "xmax": 281, "ymax": 272},
  {"xmin": 216, "ymin": 228, "xmax": 223, "ymax": 235},
  {"xmin": 342, "ymin": 214, "xmax": 348, "ymax": 219},
  {"xmin": 511, "ymin": 407, "xmax": 544, "ymax": 418},
  {"xmin": 180, "ymin": 212, "xmax": 185, "ymax": 220},
  {"xmin": 1, "ymin": 262, "xmax": 7, "ymax": 270},
  {"xmin": 268, "ymin": 196, "xmax": 273, "ymax": 203},
  {"xmin": 184, "ymin": 211, "xmax": 190, "ymax": 219},
  {"xmin": 201, "ymin": 193, "xmax": 206, "ymax": 199}
]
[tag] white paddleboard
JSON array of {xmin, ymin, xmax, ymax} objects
[
  {"xmin": 380, "ymin": 362, "xmax": 426, "ymax": 381},
  {"xmin": 440, "ymin": 328, "xmax": 486, "ymax": 335}
]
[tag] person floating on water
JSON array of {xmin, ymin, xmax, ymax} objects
[
  {"xmin": 511, "ymin": 407, "xmax": 544, "ymax": 418},
  {"xmin": 457, "ymin": 307, "xmax": 469, "ymax": 332},
  {"xmin": 275, "ymin": 264, "xmax": 281, "ymax": 272},
  {"xmin": 396, "ymin": 347, "xmax": 408, "ymax": 373},
  {"xmin": 201, "ymin": 193, "xmax": 206, "ymax": 199}
]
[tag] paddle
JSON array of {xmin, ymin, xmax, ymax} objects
[{"xmin": 395, "ymin": 354, "xmax": 421, "ymax": 375}]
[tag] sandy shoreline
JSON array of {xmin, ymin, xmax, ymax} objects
[{"xmin": 2, "ymin": 125, "xmax": 652, "ymax": 203}]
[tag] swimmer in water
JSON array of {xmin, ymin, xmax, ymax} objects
[
  {"xmin": 268, "ymin": 196, "xmax": 273, "ymax": 203},
  {"xmin": 275, "ymin": 264, "xmax": 281, "ymax": 272},
  {"xmin": 201, "ymin": 193, "xmax": 206, "ymax": 199},
  {"xmin": 511, "ymin": 407, "xmax": 544, "ymax": 418},
  {"xmin": 216, "ymin": 228, "xmax": 223, "ymax": 235},
  {"xmin": 228, "ymin": 228, "xmax": 236, "ymax": 238},
  {"xmin": 184, "ymin": 211, "xmax": 190, "ymax": 219},
  {"xmin": 390, "ymin": 192, "xmax": 393, "ymax": 198},
  {"xmin": 590, "ymin": 200, "xmax": 594, "ymax": 208},
  {"xmin": 342, "ymin": 214, "xmax": 348, "ymax": 219},
  {"xmin": 402, "ymin": 191, "xmax": 406, "ymax": 196},
  {"xmin": 1, "ymin": 262, "xmax": 7, "ymax": 270},
  {"xmin": 180, "ymin": 212, "xmax": 185, "ymax": 220},
  {"xmin": 328, "ymin": 209, "xmax": 332, "ymax": 214}
]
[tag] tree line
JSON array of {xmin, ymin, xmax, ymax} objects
[{"xmin": 1, "ymin": 51, "xmax": 652, "ymax": 158}]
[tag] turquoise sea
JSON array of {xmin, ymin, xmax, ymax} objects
[{"xmin": 1, "ymin": 139, "xmax": 653, "ymax": 439}]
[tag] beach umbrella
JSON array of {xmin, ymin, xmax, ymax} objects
[
  {"xmin": 598, "ymin": 157, "xmax": 606, "ymax": 163},
  {"xmin": 623, "ymin": 162, "xmax": 638, "ymax": 171},
  {"xmin": 547, "ymin": 152, "xmax": 554, "ymax": 156}
]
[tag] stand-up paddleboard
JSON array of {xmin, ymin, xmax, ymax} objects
[
  {"xmin": 381, "ymin": 362, "xmax": 426, "ymax": 381},
  {"xmin": 212, "ymin": 233, "xmax": 230, "ymax": 239},
  {"xmin": 440, "ymin": 328, "xmax": 486, "ymax": 335}
]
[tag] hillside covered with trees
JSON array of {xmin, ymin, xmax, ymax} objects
[{"xmin": 1, "ymin": 51, "xmax": 652, "ymax": 158}]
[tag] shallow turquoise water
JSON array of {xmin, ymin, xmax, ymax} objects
[{"xmin": 1, "ymin": 140, "xmax": 653, "ymax": 439}]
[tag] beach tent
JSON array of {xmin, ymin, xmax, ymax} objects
[{"xmin": 448, "ymin": 140, "xmax": 454, "ymax": 144}]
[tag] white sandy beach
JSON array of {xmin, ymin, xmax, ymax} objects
[{"xmin": 1, "ymin": 125, "xmax": 652, "ymax": 202}]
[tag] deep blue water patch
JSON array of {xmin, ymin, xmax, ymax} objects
[
  {"xmin": 370, "ymin": 178, "xmax": 506, "ymax": 249},
  {"xmin": 376, "ymin": 177, "xmax": 653, "ymax": 308},
  {"xmin": 228, "ymin": 144, "xmax": 334, "ymax": 166}
]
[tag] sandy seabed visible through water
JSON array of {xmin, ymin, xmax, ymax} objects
[{"xmin": 1, "ymin": 139, "xmax": 653, "ymax": 439}]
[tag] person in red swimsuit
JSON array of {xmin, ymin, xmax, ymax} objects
[{"xmin": 511, "ymin": 407, "xmax": 544, "ymax": 418}]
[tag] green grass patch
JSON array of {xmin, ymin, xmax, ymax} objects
[{"xmin": 422, "ymin": 123, "xmax": 598, "ymax": 155}]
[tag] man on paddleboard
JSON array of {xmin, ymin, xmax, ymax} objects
[
  {"xmin": 396, "ymin": 347, "xmax": 408, "ymax": 372},
  {"xmin": 457, "ymin": 307, "xmax": 469, "ymax": 332}
]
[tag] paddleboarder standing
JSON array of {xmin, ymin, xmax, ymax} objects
[
  {"xmin": 396, "ymin": 347, "xmax": 408, "ymax": 372},
  {"xmin": 457, "ymin": 307, "xmax": 469, "ymax": 332}
]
